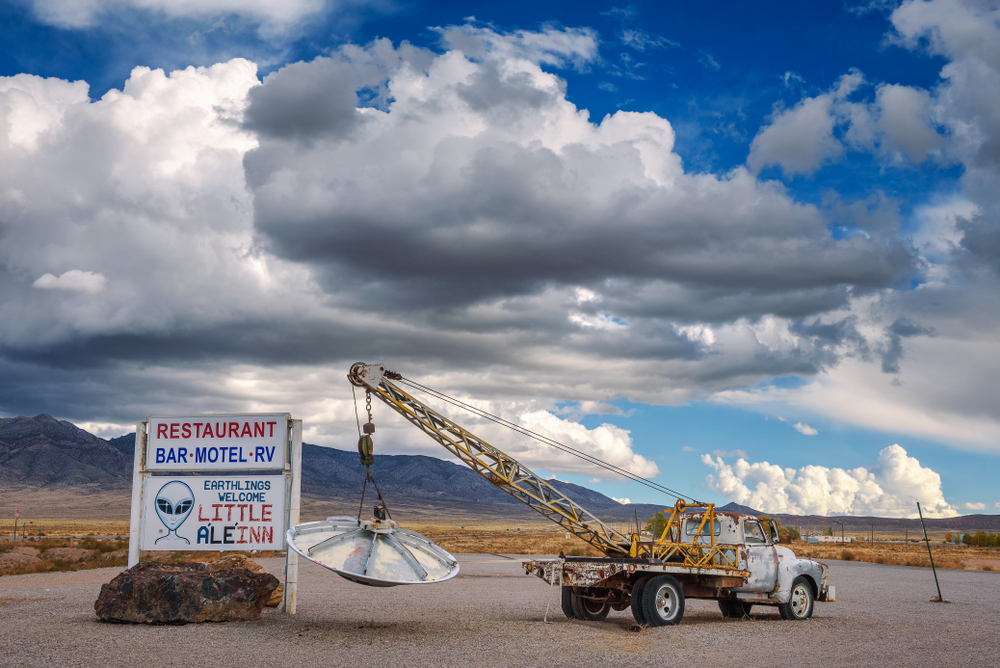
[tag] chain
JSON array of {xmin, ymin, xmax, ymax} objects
[{"xmin": 366, "ymin": 390, "xmax": 373, "ymax": 424}]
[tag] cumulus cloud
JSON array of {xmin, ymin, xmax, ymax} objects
[
  {"xmin": 612, "ymin": 497, "xmax": 632, "ymax": 504},
  {"xmin": 33, "ymin": 270, "xmax": 107, "ymax": 294},
  {"xmin": 961, "ymin": 502, "xmax": 986, "ymax": 511},
  {"xmin": 793, "ymin": 422, "xmax": 818, "ymax": 435},
  {"xmin": 241, "ymin": 26, "xmax": 914, "ymax": 398},
  {"xmin": 682, "ymin": 446, "xmax": 696, "ymax": 452},
  {"xmin": 702, "ymin": 444, "xmax": 958, "ymax": 518},
  {"xmin": 748, "ymin": 68, "xmax": 946, "ymax": 175}
]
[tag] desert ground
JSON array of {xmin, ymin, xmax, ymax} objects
[{"xmin": 1, "ymin": 551, "xmax": 998, "ymax": 668}]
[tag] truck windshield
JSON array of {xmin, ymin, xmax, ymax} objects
[{"xmin": 684, "ymin": 520, "xmax": 720, "ymax": 536}]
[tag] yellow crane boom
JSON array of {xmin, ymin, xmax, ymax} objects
[{"xmin": 348, "ymin": 362, "xmax": 632, "ymax": 556}]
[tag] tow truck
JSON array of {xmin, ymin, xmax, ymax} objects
[{"xmin": 348, "ymin": 362, "xmax": 834, "ymax": 626}]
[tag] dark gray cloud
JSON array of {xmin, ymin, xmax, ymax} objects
[
  {"xmin": 243, "ymin": 58, "xmax": 363, "ymax": 140},
  {"xmin": 246, "ymin": 70, "xmax": 914, "ymax": 319},
  {"xmin": 881, "ymin": 317, "xmax": 933, "ymax": 374}
]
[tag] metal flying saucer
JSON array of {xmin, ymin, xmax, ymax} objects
[{"xmin": 286, "ymin": 516, "xmax": 460, "ymax": 587}]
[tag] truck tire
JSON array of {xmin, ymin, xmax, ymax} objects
[
  {"xmin": 718, "ymin": 599, "xmax": 753, "ymax": 618},
  {"xmin": 571, "ymin": 593, "xmax": 611, "ymax": 621},
  {"xmin": 561, "ymin": 587, "xmax": 577, "ymax": 619},
  {"xmin": 629, "ymin": 576, "xmax": 650, "ymax": 625},
  {"xmin": 640, "ymin": 574, "xmax": 685, "ymax": 626},
  {"xmin": 778, "ymin": 576, "xmax": 814, "ymax": 620}
]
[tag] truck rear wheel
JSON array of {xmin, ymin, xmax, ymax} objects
[
  {"xmin": 561, "ymin": 587, "xmax": 577, "ymax": 619},
  {"xmin": 571, "ymin": 594, "xmax": 611, "ymax": 621},
  {"xmin": 718, "ymin": 599, "xmax": 753, "ymax": 618},
  {"xmin": 640, "ymin": 574, "xmax": 685, "ymax": 626},
  {"xmin": 778, "ymin": 576, "xmax": 814, "ymax": 620},
  {"xmin": 629, "ymin": 576, "xmax": 650, "ymax": 625}
]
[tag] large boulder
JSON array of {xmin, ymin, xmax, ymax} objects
[
  {"xmin": 94, "ymin": 561, "xmax": 279, "ymax": 624},
  {"xmin": 207, "ymin": 554, "xmax": 284, "ymax": 607}
]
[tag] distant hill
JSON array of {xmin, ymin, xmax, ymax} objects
[
  {"xmin": 0, "ymin": 415, "xmax": 133, "ymax": 489},
  {"xmin": 3, "ymin": 415, "xmax": 999, "ymax": 535},
  {"xmin": 717, "ymin": 502, "xmax": 764, "ymax": 516},
  {"xmin": 0, "ymin": 415, "xmax": 644, "ymax": 522}
]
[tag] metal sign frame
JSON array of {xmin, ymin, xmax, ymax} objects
[{"xmin": 127, "ymin": 414, "xmax": 302, "ymax": 614}]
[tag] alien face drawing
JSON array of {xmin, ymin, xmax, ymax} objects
[{"xmin": 154, "ymin": 481, "xmax": 194, "ymax": 545}]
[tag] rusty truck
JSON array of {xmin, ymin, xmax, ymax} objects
[{"xmin": 348, "ymin": 362, "xmax": 834, "ymax": 626}]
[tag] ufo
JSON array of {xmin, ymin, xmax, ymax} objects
[{"xmin": 286, "ymin": 516, "xmax": 460, "ymax": 587}]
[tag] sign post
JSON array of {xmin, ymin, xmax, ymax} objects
[{"xmin": 127, "ymin": 414, "xmax": 302, "ymax": 613}]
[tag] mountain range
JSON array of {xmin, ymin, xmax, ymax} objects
[{"xmin": 2, "ymin": 414, "xmax": 998, "ymax": 535}]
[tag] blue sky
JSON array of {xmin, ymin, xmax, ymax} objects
[{"xmin": 1, "ymin": 0, "xmax": 998, "ymax": 518}]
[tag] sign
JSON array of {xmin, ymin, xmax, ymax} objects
[
  {"xmin": 128, "ymin": 413, "xmax": 302, "ymax": 613},
  {"xmin": 146, "ymin": 414, "xmax": 288, "ymax": 471},
  {"xmin": 140, "ymin": 475, "xmax": 286, "ymax": 550},
  {"xmin": 14, "ymin": 510, "xmax": 19, "ymax": 520}
]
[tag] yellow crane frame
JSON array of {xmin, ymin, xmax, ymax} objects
[{"xmin": 349, "ymin": 362, "xmax": 738, "ymax": 572}]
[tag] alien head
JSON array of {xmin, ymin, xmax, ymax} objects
[{"xmin": 155, "ymin": 481, "xmax": 194, "ymax": 532}]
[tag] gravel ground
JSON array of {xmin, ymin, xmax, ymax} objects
[{"xmin": 0, "ymin": 555, "xmax": 997, "ymax": 668}]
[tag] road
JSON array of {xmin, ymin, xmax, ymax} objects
[{"xmin": 0, "ymin": 555, "xmax": 996, "ymax": 667}]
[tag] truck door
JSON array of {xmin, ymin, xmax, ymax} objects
[{"xmin": 735, "ymin": 519, "xmax": 778, "ymax": 592}]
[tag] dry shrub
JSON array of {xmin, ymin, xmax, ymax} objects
[
  {"xmin": 0, "ymin": 538, "xmax": 128, "ymax": 577},
  {"xmin": 841, "ymin": 550, "xmax": 856, "ymax": 561}
]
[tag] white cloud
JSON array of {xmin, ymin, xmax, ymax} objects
[
  {"xmin": 33, "ymin": 270, "xmax": 107, "ymax": 294},
  {"xmin": 435, "ymin": 23, "xmax": 600, "ymax": 70},
  {"xmin": 994, "ymin": 501, "xmax": 1000, "ymax": 510},
  {"xmin": 712, "ymin": 449, "xmax": 748, "ymax": 459},
  {"xmin": 697, "ymin": 51, "xmax": 720, "ymax": 71},
  {"xmin": 612, "ymin": 497, "xmax": 632, "ymax": 504},
  {"xmin": 682, "ymin": 446, "xmax": 696, "ymax": 452},
  {"xmin": 793, "ymin": 422, "xmax": 818, "ymax": 436},
  {"xmin": 702, "ymin": 444, "xmax": 958, "ymax": 518},
  {"xmin": 518, "ymin": 410, "xmax": 659, "ymax": 478},
  {"xmin": 748, "ymin": 67, "xmax": 947, "ymax": 175},
  {"xmin": 28, "ymin": 0, "xmax": 326, "ymax": 30},
  {"xmin": 748, "ymin": 71, "xmax": 861, "ymax": 175},
  {"xmin": 620, "ymin": 30, "xmax": 677, "ymax": 52},
  {"xmin": 961, "ymin": 502, "xmax": 986, "ymax": 511}
]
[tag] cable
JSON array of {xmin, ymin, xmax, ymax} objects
[{"xmin": 396, "ymin": 377, "xmax": 700, "ymax": 504}]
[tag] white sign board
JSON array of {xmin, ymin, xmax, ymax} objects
[
  {"xmin": 146, "ymin": 414, "xmax": 288, "ymax": 471},
  {"xmin": 140, "ymin": 475, "xmax": 286, "ymax": 550}
]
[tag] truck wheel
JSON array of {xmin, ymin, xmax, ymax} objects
[
  {"xmin": 561, "ymin": 587, "xmax": 577, "ymax": 619},
  {"xmin": 640, "ymin": 574, "xmax": 685, "ymax": 626},
  {"xmin": 718, "ymin": 599, "xmax": 753, "ymax": 618},
  {"xmin": 629, "ymin": 576, "xmax": 650, "ymax": 625},
  {"xmin": 571, "ymin": 594, "xmax": 611, "ymax": 621},
  {"xmin": 778, "ymin": 576, "xmax": 814, "ymax": 620}
]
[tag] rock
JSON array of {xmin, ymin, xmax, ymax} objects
[
  {"xmin": 94, "ymin": 561, "xmax": 279, "ymax": 624},
  {"xmin": 207, "ymin": 554, "xmax": 284, "ymax": 608}
]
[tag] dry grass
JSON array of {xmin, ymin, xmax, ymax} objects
[
  {"xmin": 4, "ymin": 519, "xmax": 998, "ymax": 575},
  {"xmin": 0, "ymin": 519, "xmax": 130, "ymax": 538},
  {"xmin": 789, "ymin": 541, "xmax": 1000, "ymax": 571},
  {"xmin": 412, "ymin": 524, "xmax": 605, "ymax": 557}
]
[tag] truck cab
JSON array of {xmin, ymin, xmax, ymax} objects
[{"xmin": 681, "ymin": 511, "xmax": 832, "ymax": 618}]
